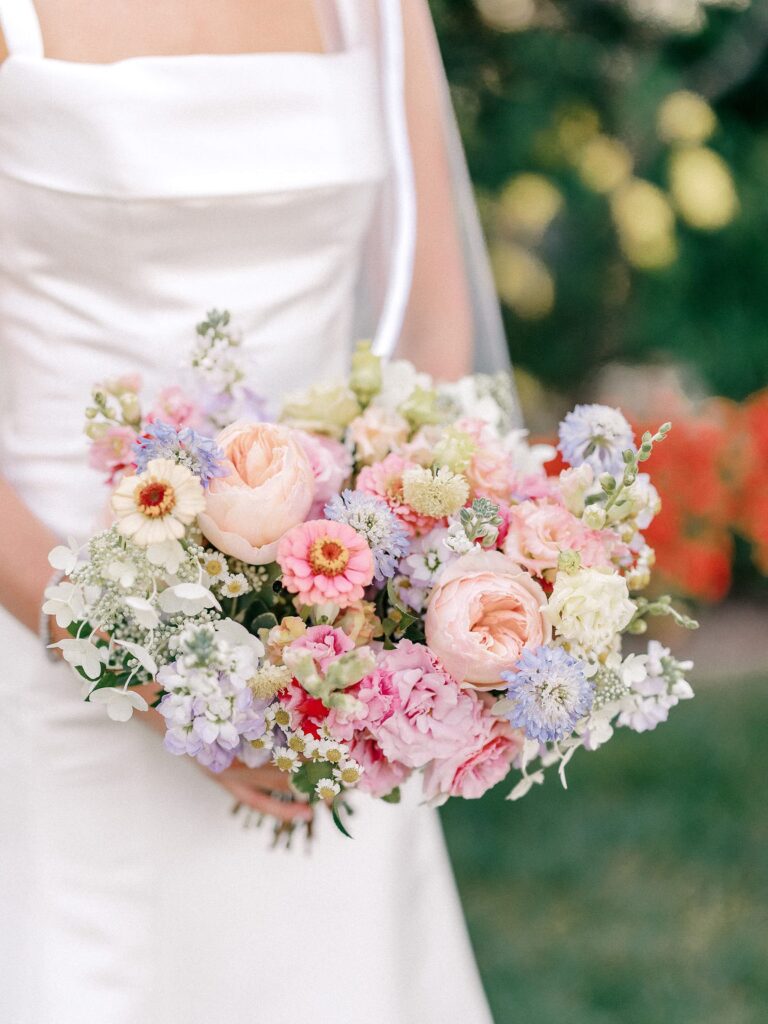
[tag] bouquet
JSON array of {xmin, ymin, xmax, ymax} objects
[{"xmin": 44, "ymin": 311, "xmax": 697, "ymax": 839}]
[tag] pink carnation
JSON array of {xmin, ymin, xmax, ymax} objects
[
  {"xmin": 277, "ymin": 519, "xmax": 374, "ymax": 609},
  {"xmin": 88, "ymin": 426, "xmax": 137, "ymax": 483},
  {"xmin": 504, "ymin": 499, "xmax": 615, "ymax": 575},
  {"xmin": 349, "ymin": 734, "xmax": 411, "ymax": 798},
  {"xmin": 422, "ymin": 714, "xmax": 521, "ymax": 802},
  {"xmin": 371, "ymin": 640, "xmax": 481, "ymax": 768},
  {"xmin": 297, "ymin": 431, "xmax": 353, "ymax": 518},
  {"xmin": 327, "ymin": 664, "xmax": 402, "ymax": 742},
  {"xmin": 357, "ymin": 453, "xmax": 437, "ymax": 536},
  {"xmin": 146, "ymin": 386, "xmax": 202, "ymax": 430},
  {"xmin": 288, "ymin": 625, "xmax": 354, "ymax": 673}
]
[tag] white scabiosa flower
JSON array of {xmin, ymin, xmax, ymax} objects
[
  {"xmin": 558, "ymin": 404, "xmax": 635, "ymax": 475},
  {"xmin": 111, "ymin": 458, "xmax": 205, "ymax": 547},
  {"xmin": 402, "ymin": 466, "xmax": 470, "ymax": 518}
]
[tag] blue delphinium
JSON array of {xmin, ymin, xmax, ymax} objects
[
  {"xmin": 558, "ymin": 403, "xmax": 635, "ymax": 475},
  {"xmin": 325, "ymin": 490, "xmax": 410, "ymax": 582},
  {"xmin": 133, "ymin": 420, "xmax": 227, "ymax": 488},
  {"xmin": 501, "ymin": 646, "xmax": 594, "ymax": 743}
]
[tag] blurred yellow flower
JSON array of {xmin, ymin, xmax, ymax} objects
[
  {"xmin": 556, "ymin": 103, "xmax": 601, "ymax": 159},
  {"xmin": 498, "ymin": 173, "xmax": 563, "ymax": 239},
  {"xmin": 657, "ymin": 90, "xmax": 717, "ymax": 146},
  {"xmin": 491, "ymin": 241, "xmax": 556, "ymax": 318},
  {"xmin": 474, "ymin": 0, "xmax": 537, "ymax": 31},
  {"xmin": 578, "ymin": 135, "xmax": 633, "ymax": 194},
  {"xmin": 610, "ymin": 179, "xmax": 678, "ymax": 270},
  {"xmin": 669, "ymin": 147, "xmax": 738, "ymax": 230}
]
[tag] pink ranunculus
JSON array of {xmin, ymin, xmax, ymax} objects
[
  {"xmin": 296, "ymin": 431, "xmax": 353, "ymax": 518},
  {"xmin": 424, "ymin": 549, "xmax": 551, "ymax": 689},
  {"xmin": 357, "ymin": 453, "xmax": 437, "ymax": 536},
  {"xmin": 277, "ymin": 519, "xmax": 374, "ymax": 608},
  {"xmin": 504, "ymin": 499, "xmax": 614, "ymax": 575},
  {"xmin": 422, "ymin": 714, "xmax": 522, "ymax": 802},
  {"xmin": 457, "ymin": 417, "xmax": 515, "ymax": 503},
  {"xmin": 88, "ymin": 426, "xmax": 137, "ymax": 482},
  {"xmin": 198, "ymin": 421, "xmax": 316, "ymax": 565},
  {"xmin": 147, "ymin": 385, "xmax": 202, "ymax": 430},
  {"xmin": 288, "ymin": 625, "xmax": 354, "ymax": 674},
  {"xmin": 349, "ymin": 734, "xmax": 411, "ymax": 798},
  {"xmin": 370, "ymin": 640, "xmax": 481, "ymax": 768}
]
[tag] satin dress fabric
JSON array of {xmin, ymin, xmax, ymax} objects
[{"xmin": 0, "ymin": 6, "xmax": 493, "ymax": 1024}]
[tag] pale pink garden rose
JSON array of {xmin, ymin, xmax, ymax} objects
[
  {"xmin": 422, "ymin": 714, "xmax": 522, "ymax": 802},
  {"xmin": 296, "ymin": 431, "xmax": 353, "ymax": 518},
  {"xmin": 424, "ymin": 549, "xmax": 551, "ymax": 689},
  {"xmin": 371, "ymin": 640, "xmax": 480, "ymax": 768},
  {"xmin": 504, "ymin": 499, "xmax": 614, "ymax": 576},
  {"xmin": 198, "ymin": 421, "xmax": 315, "ymax": 564}
]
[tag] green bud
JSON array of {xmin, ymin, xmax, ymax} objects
[
  {"xmin": 600, "ymin": 474, "xmax": 617, "ymax": 493},
  {"xmin": 349, "ymin": 340, "xmax": 382, "ymax": 406},
  {"xmin": 398, "ymin": 386, "xmax": 444, "ymax": 429}
]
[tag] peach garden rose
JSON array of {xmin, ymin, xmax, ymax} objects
[
  {"xmin": 198, "ymin": 421, "xmax": 315, "ymax": 564},
  {"xmin": 424, "ymin": 550, "xmax": 551, "ymax": 689}
]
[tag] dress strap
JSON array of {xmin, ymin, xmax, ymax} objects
[
  {"xmin": 372, "ymin": 0, "xmax": 417, "ymax": 361},
  {"xmin": 0, "ymin": 0, "xmax": 44, "ymax": 58}
]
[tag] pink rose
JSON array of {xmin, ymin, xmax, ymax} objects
[
  {"xmin": 347, "ymin": 406, "xmax": 410, "ymax": 465},
  {"xmin": 371, "ymin": 640, "xmax": 480, "ymax": 768},
  {"xmin": 296, "ymin": 431, "xmax": 353, "ymax": 518},
  {"xmin": 424, "ymin": 550, "xmax": 551, "ymax": 689},
  {"xmin": 422, "ymin": 714, "xmax": 521, "ymax": 802},
  {"xmin": 349, "ymin": 734, "xmax": 411, "ymax": 798},
  {"xmin": 198, "ymin": 421, "xmax": 315, "ymax": 564},
  {"xmin": 288, "ymin": 625, "xmax": 354, "ymax": 674},
  {"xmin": 458, "ymin": 417, "xmax": 515, "ymax": 503},
  {"xmin": 504, "ymin": 499, "xmax": 613, "ymax": 575}
]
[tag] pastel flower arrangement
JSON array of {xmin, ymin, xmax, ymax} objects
[{"xmin": 46, "ymin": 310, "xmax": 698, "ymax": 839}]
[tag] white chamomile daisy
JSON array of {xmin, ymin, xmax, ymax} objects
[
  {"xmin": 111, "ymin": 458, "xmax": 205, "ymax": 547},
  {"xmin": 266, "ymin": 704, "xmax": 293, "ymax": 732},
  {"xmin": 248, "ymin": 734, "xmax": 274, "ymax": 752},
  {"xmin": 201, "ymin": 551, "xmax": 229, "ymax": 583},
  {"xmin": 286, "ymin": 730, "xmax": 311, "ymax": 755},
  {"xmin": 319, "ymin": 738, "xmax": 348, "ymax": 765},
  {"xmin": 221, "ymin": 573, "xmax": 251, "ymax": 598},
  {"xmin": 315, "ymin": 778, "xmax": 341, "ymax": 801},
  {"xmin": 272, "ymin": 747, "xmax": 301, "ymax": 774},
  {"xmin": 333, "ymin": 759, "xmax": 364, "ymax": 787}
]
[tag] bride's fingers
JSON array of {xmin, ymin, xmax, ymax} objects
[
  {"xmin": 225, "ymin": 779, "xmax": 313, "ymax": 823},
  {"xmin": 228, "ymin": 765, "xmax": 294, "ymax": 794}
]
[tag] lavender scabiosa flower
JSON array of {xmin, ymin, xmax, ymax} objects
[
  {"xmin": 324, "ymin": 490, "xmax": 409, "ymax": 582},
  {"xmin": 558, "ymin": 404, "xmax": 635, "ymax": 475},
  {"xmin": 133, "ymin": 420, "xmax": 227, "ymax": 488},
  {"xmin": 501, "ymin": 646, "xmax": 594, "ymax": 743}
]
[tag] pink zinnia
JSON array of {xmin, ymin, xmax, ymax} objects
[
  {"xmin": 357, "ymin": 453, "xmax": 437, "ymax": 536},
  {"xmin": 277, "ymin": 519, "xmax": 374, "ymax": 608}
]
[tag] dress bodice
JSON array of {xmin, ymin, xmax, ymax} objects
[{"xmin": 0, "ymin": 2, "xmax": 393, "ymax": 537}]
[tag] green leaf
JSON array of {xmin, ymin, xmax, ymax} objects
[
  {"xmin": 331, "ymin": 794, "xmax": 354, "ymax": 839},
  {"xmin": 381, "ymin": 787, "xmax": 401, "ymax": 804},
  {"xmin": 250, "ymin": 611, "xmax": 279, "ymax": 633},
  {"xmin": 292, "ymin": 760, "xmax": 333, "ymax": 797}
]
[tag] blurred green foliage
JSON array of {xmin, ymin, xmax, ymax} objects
[
  {"xmin": 443, "ymin": 673, "xmax": 768, "ymax": 1023},
  {"xmin": 431, "ymin": 0, "xmax": 768, "ymax": 400}
]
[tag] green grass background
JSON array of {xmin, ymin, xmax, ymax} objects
[{"xmin": 442, "ymin": 674, "xmax": 768, "ymax": 1024}]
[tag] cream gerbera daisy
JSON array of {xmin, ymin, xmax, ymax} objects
[{"xmin": 111, "ymin": 458, "xmax": 205, "ymax": 547}]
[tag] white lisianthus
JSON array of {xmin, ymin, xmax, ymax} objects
[{"xmin": 544, "ymin": 568, "xmax": 635, "ymax": 651}]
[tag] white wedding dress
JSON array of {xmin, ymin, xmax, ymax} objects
[{"xmin": 0, "ymin": 2, "xmax": 493, "ymax": 1023}]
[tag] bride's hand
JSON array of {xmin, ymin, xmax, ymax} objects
[{"xmin": 208, "ymin": 763, "xmax": 313, "ymax": 825}]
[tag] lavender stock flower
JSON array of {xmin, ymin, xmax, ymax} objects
[{"xmin": 501, "ymin": 646, "xmax": 594, "ymax": 743}]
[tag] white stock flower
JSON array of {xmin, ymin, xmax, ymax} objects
[
  {"xmin": 544, "ymin": 568, "xmax": 635, "ymax": 651},
  {"xmin": 48, "ymin": 637, "xmax": 106, "ymax": 680},
  {"xmin": 89, "ymin": 687, "xmax": 149, "ymax": 722},
  {"xmin": 42, "ymin": 581, "xmax": 85, "ymax": 629},
  {"xmin": 159, "ymin": 582, "xmax": 220, "ymax": 616}
]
